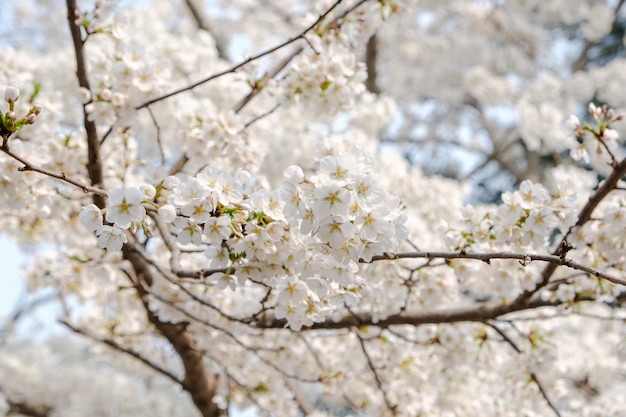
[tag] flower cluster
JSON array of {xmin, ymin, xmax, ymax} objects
[
  {"xmin": 0, "ymin": 86, "xmax": 41, "ymax": 141},
  {"xmin": 277, "ymin": 34, "xmax": 366, "ymax": 113},
  {"xmin": 181, "ymin": 109, "xmax": 259, "ymax": 171},
  {"xmin": 566, "ymin": 102, "xmax": 625, "ymax": 170},
  {"xmin": 80, "ymin": 138, "xmax": 406, "ymax": 329},
  {"xmin": 80, "ymin": 186, "xmax": 151, "ymax": 251},
  {"xmin": 446, "ymin": 179, "xmax": 577, "ymax": 252}
]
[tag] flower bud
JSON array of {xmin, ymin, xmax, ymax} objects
[
  {"xmin": 25, "ymin": 114, "xmax": 37, "ymax": 124},
  {"xmin": 30, "ymin": 105, "xmax": 42, "ymax": 115},
  {"xmin": 158, "ymin": 205, "xmax": 177, "ymax": 223},
  {"xmin": 4, "ymin": 86, "xmax": 19, "ymax": 104},
  {"xmin": 162, "ymin": 176, "xmax": 180, "ymax": 190}
]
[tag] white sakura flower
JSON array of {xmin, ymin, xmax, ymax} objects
[
  {"xmin": 276, "ymin": 276, "xmax": 309, "ymax": 304},
  {"xmin": 207, "ymin": 272, "xmax": 237, "ymax": 291},
  {"xmin": 157, "ymin": 204, "xmax": 177, "ymax": 223},
  {"xmin": 204, "ymin": 215, "xmax": 232, "ymax": 245},
  {"xmin": 204, "ymin": 246, "xmax": 230, "ymax": 268},
  {"xmin": 556, "ymin": 284, "xmax": 576, "ymax": 302},
  {"xmin": 111, "ymin": 92, "xmax": 125, "ymax": 107},
  {"xmin": 86, "ymin": 101, "xmax": 116, "ymax": 126},
  {"xmin": 218, "ymin": 110, "xmax": 243, "ymax": 136},
  {"xmin": 497, "ymin": 191, "xmax": 524, "ymax": 224},
  {"xmin": 355, "ymin": 205, "xmax": 392, "ymax": 241},
  {"xmin": 314, "ymin": 184, "xmax": 351, "ymax": 218},
  {"xmin": 317, "ymin": 216, "xmax": 356, "ymax": 248},
  {"xmin": 565, "ymin": 114, "xmax": 580, "ymax": 131},
  {"xmin": 319, "ymin": 155, "xmax": 357, "ymax": 185},
  {"xmin": 173, "ymin": 217, "xmax": 203, "ymax": 245},
  {"xmin": 300, "ymin": 207, "xmax": 319, "ymax": 235},
  {"xmin": 106, "ymin": 187, "xmax": 146, "ymax": 229},
  {"xmin": 79, "ymin": 204, "xmax": 103, "ymax": 232},
  {"xmin": 96, "ymin": 225, "xmax": 127, "ymax": 251},
  {"xmin": 280, "ymin": 181, "xmax": 305, "ymax": 218},
  {"xmin": 517, "ymin": 180, "xmax": 549, "ymax": 210},
  {"xmin": 216, "ymin": 171, "xmax": 244, "ymax": 205},
  {"xmin": 180, "ymin": 197, "xmax": 214, "ymax": 223},
  {"xmin": 169, "ymin": 177, "xmax": 208, "ymax": 207},
  {"xmin": 439, "ymin": 326, "xmax": 461, "ymax": 348}
]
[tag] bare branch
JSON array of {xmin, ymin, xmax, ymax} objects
[
  {"xmin": 485, "ymin": 322, "xmax": 562, "ymax": 417},
  {"xmin": 60, "ymin": 319, "xmax": 183, "ymax": 386},
  {"xmin": 355, "ymin": 333, "xmax": 398, "ymax": 415},
  {"xmin": 6, "ymin": 398, "xmax": 51, "ymax": 417},
  {"xmin": 368, "ymin": 250, "xmax": 626, "ymax": 287},
  {"xmin": 365, "ymin": 34, "xmax": 381, "ymax": 94},
  {"xmin": 0, "ymin": 143, "xmax": 107, "ymax": 197}
]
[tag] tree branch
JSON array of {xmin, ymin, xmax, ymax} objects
[
  {"xmin": 66, "ymin": 0, "xmax": 105, "ymax": 209},
  {"xmin": 6, "ymin": 398, "xmax": 51, "ymax": 417},
  {"xmin": 485, "ymin": 322, "xmax": 562, "ymax": 417},
  {"xmin": 355, "ymin": 332, "xmax": 397, "ymax": 415},
  {"xmin": 0, "ymin": 143, "xmax": 107, "ymax": 197},
  {"xmin": 60, "ymin": 319, "xmax": 183, "ymax": 386},
  {"xmin": 368, "ymin": 250, "xmax": 626, "ymax": 286},
  {"xmin": 123, "ymin": 243, "xmax": 222, "ymax": 417}
]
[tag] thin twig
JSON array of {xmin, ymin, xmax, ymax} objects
[
  {"xmin": 0, "ymin": 143, "xmax": 107, "ymax": 197},
  {"xmin": 60, "ymin": 319, "xmax": 183, "ymax": 386},
  {"xmin": 354, "ymin": 332, "xmax": 398, "ymax": 415},
  {"xmin": 485, "ymin": 322, "xmax": 562, "ymax": 417},
  {"xmin": 368, "ymin": 250, "xmax": 626, "ymax": 286}
]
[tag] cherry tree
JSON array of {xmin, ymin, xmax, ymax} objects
[{"xmin": 2, "ymin": 1, "xmax": 626, "ymax": 416}]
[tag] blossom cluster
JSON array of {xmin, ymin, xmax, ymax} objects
[
  {"xmin": 276, "ymin": 34, "xmax": 367, "ymax": 113},
  {"xmin": 566, "ymin": 102, "xmax": 625, "ymax": 170},
  {"xmin": 80, "ymin": 138, "xmax": 406, "ymax": 329},
  {"xmin": 446, "ymin": 179, "xmax": 578, "ymax": 252}
]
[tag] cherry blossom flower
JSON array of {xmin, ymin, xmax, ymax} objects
[
  {"xmin": 96, "ymin": 225, "xmax": 127, "ymax": 251},
  {"xmin": 79, "ymin": 204, "xmax": 103, "ymax": 232},
  {"xmin": 105, "ymin": 188, "xmax": 146, "ymax": 229}
]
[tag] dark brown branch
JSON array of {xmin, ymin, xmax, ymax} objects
[
  {"xmin": 7, "ymin": 399, "xmax": 51, "ymax": 417},
  {"xmin": 255, "ymin": 295, "xmax": 589, "ymax": 331},
  {"xmin": 123, "ymin": 244, "xmax": 221, "ymax": 417},
  {"xmin": 60, "ymin": 319, "xmax": 182, "ymax": 386},
  {"xmin": 365, "ymin": 34, "xmax": 381, "ymax": 94},
  {"xmin": 66, "ymin": 0, "xmax": 105, "ymax": 209}
]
